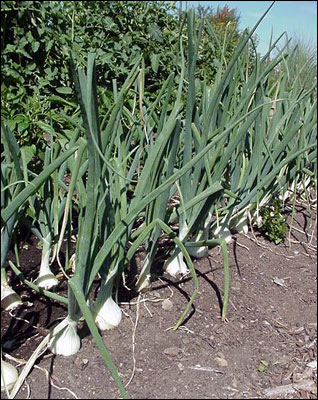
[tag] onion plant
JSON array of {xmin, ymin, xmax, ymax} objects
[
  {"xmin": 196, "ymin": 16, "xmax": 318, "ymax": 238},
  {"xmin": 1, "ymin": 123, "xmax": 26, "ymax": 310},
  {"xmin": 133, "ymin": 59, "xmax": 185, "ymax": 289},
  {"xmin": 44, "ymin": 54, "xmax": 143, "ymax": 398},
  {"xmin": 25, "ymin": 142, "xmax": 70, "ymax": 290},
  {"xmin": 1, "ymin": 136, "xmax": 80, "ymax": 315},
  {"xmin": 60, "ymin": 52, "xmax": 232, "ymax": 387},
  {"xmin": 163, "ymin": 11, "xmax": 210, "ymax": 276}
]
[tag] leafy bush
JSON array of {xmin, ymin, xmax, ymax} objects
[
  {"xmin": 260, "ymin": 199, "xmax": 287, "ymax": 244},
  {"xmin": 1, "ymin": 1, "xmax": 180, "ymax": 156},
  {"xmin": 0, "ymin": 1, "xmax": 266, "ymax": 160},
  {"xmin": 1, "ymin": 1, "xmax": 180, "ymax": 96}
]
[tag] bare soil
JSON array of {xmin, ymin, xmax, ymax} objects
[{"xmin": 1, "ymin": 201, "xmax": 317, "ymax": 399}]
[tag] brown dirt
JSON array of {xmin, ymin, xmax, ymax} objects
[{"xmin": 1, "ymin": 201, "xmax": 317, "ymax": 399}]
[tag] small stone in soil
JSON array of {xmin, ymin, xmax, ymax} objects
[
  {"xmin": 162, "ymin": 298, "xmax": 173, "ymax": 311},
  {"xmin": 215, "ymin": 357, "xmax": 228, "ymax": 367},
  {"xmin": 164, "ymin": 346, "xmax": 182, "ymax": 357},
  {"xmin": 177, "ymin": 362, "xmax": 184, "ymax": 371}
]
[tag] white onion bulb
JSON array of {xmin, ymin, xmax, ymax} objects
[
  {"xmin": 1, "ymin": 360, "xmax": 19, "ymax": 392},
  {"xmin": 1, "ymin": 284, "xmax": 22, "ymax": 311},
  {"xmin": 164, "ymin": 251, "xmax": 189, "ymax": 277},
  {"xmin": 94, "ymin": 296, "xmax": 122, "ymax": 330},
  {"xmin": 48, "ymin": 317, "xmax": 81, "ymax": 356},
  {"xmin": 92, "ymin": 279, "xmax": 122, "ymax": 331},
  {"xmin": 35, "ymin": 235, "xmax": 58, "ymax": 290}
]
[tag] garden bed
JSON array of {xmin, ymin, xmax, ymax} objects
[
  {"xmin": 2, "ymin": 201, "xmax": 317, "ymax": 399},
  {"xmin": 1, "ymin": 3, "xmax": 317, "ymax": 399}
]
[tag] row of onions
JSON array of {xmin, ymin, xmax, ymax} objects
[{"xmin": 1, "ymin": 4, "xmax": 317, "ymax": 398}]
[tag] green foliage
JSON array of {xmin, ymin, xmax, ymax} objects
[
  {"xmin": 1, "ymin": 1, "xmax": 255, "ymax": 106},
  {"xmin": 260, "ymin": 199, "xmax": 287, "ymax": 244},
  {"xmin": 285, "ymin": 36, "xmax": 317, "ymax": 95},
  {"xmin": 265, "ymin": 34, "xmax": 317, "ymax": 97},
  {"xmin": 1, "ymin": 1, "xmax": 72, "ymax": 94},
  {"xmin": 1, "ymin": 1, "xmax": 260, "ymax": 157},
  {"xmin": 1, "ymin": 1, "xmax": 180, "ymax": 94},
  {"xmin": 192, "ymin": 4, "xmax": 258, "ymax": 81},
  {"xmin": 67, "ymin": 1, "xmax": 180, "ymax": 86},
  {"xmin": 1, "ymin": 1, "xmax": 74, "ymax": 159},
  {"xmin": 1, "ymin": 1, "xmax": 181, "ymax": 155}
]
